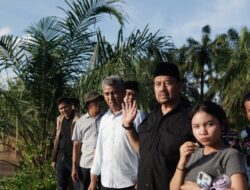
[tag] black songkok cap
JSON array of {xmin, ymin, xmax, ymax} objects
[
  {"xmin": 125, "ymin": 81, "xmax": 139, "ymax": 92},
  {"xmin": 153, "ymin": 62, "xmax": 180, "ymax": 81}
]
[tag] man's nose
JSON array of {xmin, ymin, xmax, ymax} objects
[
  {"xmin": 109, "ymin": 94, "xmax": 115, "ymax": 100},
  {"xmin": 159, "ymin": 83, "xmax": 167, "ymax": 90}
]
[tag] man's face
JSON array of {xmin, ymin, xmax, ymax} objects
[
  {"xmin": 58, "ymin": 102, "xmax": 72, "ymax": 118},
  {"xmin": 244, "ymin": 100, "xmax": 250, "ymax": 122},
  {"xmin": 154, "ymin": 75, "xmax": 181, "ymax": 105},
  {"xmin": 72, "ymin": 104, "xmax": 80, "ymax": 113},
  {"xmin": 124, "ymin": 89, "xmax": 137, "ymax": 103},
  {"xmin": 88, "ymin": 100, "xmax": 101, "ymax": 116},
  {"xmin": 103, "ymin": 85, "xmax": 124, "ymax": 112}
]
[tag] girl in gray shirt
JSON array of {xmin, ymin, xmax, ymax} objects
[{"xmin": 170, "ymin": 101, "xmax": 248, "ymax": 190}]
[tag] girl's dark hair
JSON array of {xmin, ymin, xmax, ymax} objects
[
  {"xmin": 243, "ymin": 93, "xmax": 250, "ymax": 109},
  {"xmin": 190, "ymin": 101, "xmax": 229, "ymax": 134}
]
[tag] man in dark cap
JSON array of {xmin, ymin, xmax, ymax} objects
[
  {"xmin": 124, "ymin": 80, "xmax": 139, "ymax": 103},
  {"xmin": 124, "ymin": 80, "xmax": 146, "ymax": 126},
  {"xmin": 71, "ymin": 91, "xmax": 104, "ymax": 190},
  {"xmin": 70, "ymin": 98, "xmax": 81, "ymax": 117},
  {"xmin": 122, "ymin": 62, "xmax": 193, "ymax": 190}
]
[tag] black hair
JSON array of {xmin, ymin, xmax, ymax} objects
[
  {"xmin": 125, "ymin": 80, "xmax": 139, "ymax": 92},
  {"xmin": 70, "ymin": 98, "xmax": 80, "ymax": 107},
  {"xmin": 190, "ymin": 101, "xmax": 229, "ymax": 134},
  {"xmin": 154, "ymin": 62, "xmax": 180, "ymax": 81},
  {"xmin": 56, "ymin": 97, "xmax": 71, "ymax": 106},
  {"xmin": 243, "ymin": 93, "xmax": 250, "ymax": 108}
]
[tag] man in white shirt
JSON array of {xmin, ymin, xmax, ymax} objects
[
  {"xmin": 71, "ymin": 91, "xmax": 104, "ymax": 190},
  {"xmin": 88, "ymin": 76, "xmax": 145, "ymax": 190}
]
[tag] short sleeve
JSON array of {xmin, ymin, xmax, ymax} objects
[
  {"xmin": 224, "ymin": 150, "xmax": 246, "ymax": 176},
  {"xmin": 71, "ymin": 119, "xmax": 82, "ymax": 141}
]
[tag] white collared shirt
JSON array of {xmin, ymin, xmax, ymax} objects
[{"xmin": 91, "ymin": 109, "xmax": 145, "ymax": 188}]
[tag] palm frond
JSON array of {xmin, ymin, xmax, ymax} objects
[{"xmin": 0, "ymin": 35, "xmax": 25, "ymax": 75}]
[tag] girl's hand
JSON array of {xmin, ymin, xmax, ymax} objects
[
  {"xmin": 180, "ymin": 181, "xmax": 200, "ymax": 190},
  {"xmin": 178, "ymin": 141, "xmax": 198, "ymax": 166}
]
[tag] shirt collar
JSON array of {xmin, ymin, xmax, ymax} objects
[
  {"xmin": 155, "ymin": 97, "xmax": 190, "ymax": 117},
  {"xmin": 86, "ymin": 112, "xmax": 102, "ymax": 119},
  {"xmin": 107, "ymin": 109, "xmax": 122, "ymax": 116}
]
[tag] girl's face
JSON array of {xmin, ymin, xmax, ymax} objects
[
  {"xmin": 191, "ymin": 111, "xmax": 223, "ymax": 147},
  {"xmin": 244, "ymin": 100, "xmax": 250, "ymax": 122}
]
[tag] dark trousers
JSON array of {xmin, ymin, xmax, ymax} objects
[
  {"xmin": 101, "ymin": 185, "xmax": 135, "ymax": 190},
  {"xmin": 79, "ymin": 168, "xmax": 91, "ymax": 190},
  {"xmin": 56, "ymin": 157, "xmax": 72, "ymax": 190},
  {"xmin": 74, "ymin": 168, "xmax": 100, "ymax": 190}
]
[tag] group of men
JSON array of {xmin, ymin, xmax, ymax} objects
[{"xmin": 51, "ymin": 62, "xmax": 199, "ymax": 190}]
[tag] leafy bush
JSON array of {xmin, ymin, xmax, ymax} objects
[{"xmin": 0, "ymin": 161, "xmax": 56, "ymax": 190}]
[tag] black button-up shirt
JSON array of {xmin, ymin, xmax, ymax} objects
[{"xmin": 137, "ymin": 101, "xmax": 194, "ymax": 190}]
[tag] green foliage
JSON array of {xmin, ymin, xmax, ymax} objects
[
  {"xmin": 1, "ymin": 0, "xmax": 250, "ymax": 187},
  {"xmin": 0, "ymin": 136, "xmax": 56, "ymax": 189},
  {"xmin": 0, "ymin": 0, "xmax": 126, "ymax": 162},
  {"xmin": 212, "ymin": 27, "xmax": 250, "ymax": 128},
  {"xmin": 80, "ymin": 26, "xmax": 175, "ymax": 111},
  {"xmin": 178, "ymin": 25, "xmax": 215, "ymax": 101},
  {"xmin": 0, "ymin": 0, "xmax": 126, "ymax": 186},
  {"xmin": 0, "ymin": 161, "xmax": 56, "ymax": 190},
  {"xmin": 176, "ymin": 25, "xmax": 250, "ymax": 129}
]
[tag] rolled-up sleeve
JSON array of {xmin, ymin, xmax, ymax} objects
[
  {"xmin": 134, "ymin": 110, "xmax": 146, "ymax": 132},
  {"xmin": 71, "ymin": 120, "xmax": 81, "ymax": 141}
]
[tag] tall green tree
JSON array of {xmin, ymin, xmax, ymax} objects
[
  {"xmin": 213, "ymin": 27, "xmax": 250, "ymax": 127},
  {"xmin": 0, "ymin": 0, "xmax": 125, "ymax": 163},
  {"xmin": 179, "ymin": 25, "xmax": 214, "ymax": 101},
  {"xmin": 80, "ymin": 26, "xmax": 175, "ymax": 111}
]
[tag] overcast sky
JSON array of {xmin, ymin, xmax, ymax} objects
[{"xmin": 1, "ymin": 0, "xmax": 250, "ymax": 47}]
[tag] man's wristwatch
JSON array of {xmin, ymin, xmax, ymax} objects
[{"xmin": 122, "ymin": 124, "xmax": 134, "ymax": 130}]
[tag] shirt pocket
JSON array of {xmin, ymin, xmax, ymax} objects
[
  {"xmin": 138, "ymin": 123, "xmax": 153, "ymax": 153},
  {"xmin": 158, "ymin": 130, "xmax": 185, "ymax": 162}
]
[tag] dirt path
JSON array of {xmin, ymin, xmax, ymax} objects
[
  {"xmin": 0, "ymin": 144, "xmax": 20, "ymax": 179},
  {"xmin": 0, "ymin": 160, "xmax": 18, "ymax": 178}
]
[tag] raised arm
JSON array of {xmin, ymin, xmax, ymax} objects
[{"xmin": 122, "ymin": 100, "xmax": 139, "ymax": 153}]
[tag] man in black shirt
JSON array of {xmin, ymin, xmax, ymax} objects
[
  {"xmin": 122, "ymin": 62, "xmax": 193, "ymax": 190},
  {"xmin": 52, "ymin": 97, "xmax": 80, "ymax": 190}
]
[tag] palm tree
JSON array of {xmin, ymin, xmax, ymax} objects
[
  {"xmin": 0, "ymin": 0, "xmax": 126, "ymax": 164},
  {"xmin": 213, "ymin": 27, "xmax": 250, "ymax": 127},
  {"xmin": 79, "ymin": 26, "xmax": 175, "ymax": 111},
  {"xmin": 179, "ymin": 25, "xmax": 214, "ymax": 101}
]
